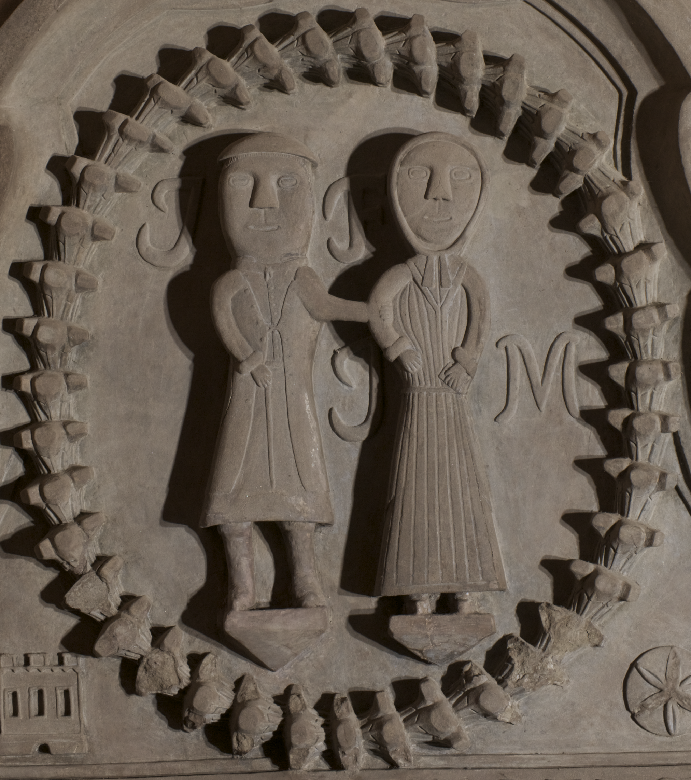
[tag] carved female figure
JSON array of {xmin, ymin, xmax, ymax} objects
[
  {"xmin": 369, "ymin": 132, "xmax": 506, "ymax": 614},
  {"xmin": 202, "ymin": 133, "xmax": 367, "ymax": 619}
]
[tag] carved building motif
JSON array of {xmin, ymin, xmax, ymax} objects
[{"xmin": 0, "ymin": 654, "xmax": 87, "ymax": 757}]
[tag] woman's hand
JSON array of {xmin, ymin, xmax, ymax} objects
[
  {"xmin": 441, "ymin": 362, "xmax": 472, "ymax": 394},
  {"xmin": 398, "ymin": 349, "xmax": 423, "ymax": 374},
  {"xmin": 251, "ymin": 363, "xmax": 272, "ymax": 388}
]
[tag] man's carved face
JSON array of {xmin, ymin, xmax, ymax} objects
[
  {"xmin": 219, "ymin": 153, "xmax": 314, "ymax": 260},
  {"xmin": 396, "ymin": 140, "xmax": 482, "ymax": 251}
]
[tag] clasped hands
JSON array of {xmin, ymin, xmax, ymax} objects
[
  {"xmin": 399, "ymin": 349, "xmax": 473, "ymax": 394},
  {"xmin": 241, "ymin": 335, "xmax": 474, "ymax": 392}
]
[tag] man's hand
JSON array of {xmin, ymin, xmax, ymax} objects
[
  {"xmin": 251, "ymin": 363, "xmax": 272, "ymax": 388},
  {"xmin": 441, "ymin": 362, "xmax": 472, "ymax": 394},
  {"xmin": 398, "ymin": 349, "xmax": 423, "ymax": 374}
]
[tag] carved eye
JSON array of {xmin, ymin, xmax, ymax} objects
[
  {"xmin": 408, "ymin": 166, "xmax": 429, "ymax": 180},
  {"xmin": 229, "ymin": 172, "xmax": 252, "ymax": 187},
  {"xmin": 451, "ymin": 167, "xmax": 473, "ymax": 181},
  {"xmin": 278, "ymin": 174, "xmax": 299, "ymax": 190}
]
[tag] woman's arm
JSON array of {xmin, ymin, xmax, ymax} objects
[
  {"xmin": 295, "ymin": 266, "xmax": 368, "ymax": 322},
  {"xmin": 452, "ymin": 263, "xmax": 490, "ymax": 377}
]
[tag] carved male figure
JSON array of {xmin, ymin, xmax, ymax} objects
[
  {"xmin": 202, "ymin": 133, "xmax": 367, "ymax": 617},
  {"xmin": 368, "ymin": 132, "xmax": 506, "ymax": 614}
]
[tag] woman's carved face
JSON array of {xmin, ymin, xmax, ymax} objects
[
  {"xmin": 395, "ymin": 140, "xmax": 482, "ymax": 251},
  {"xmin": 219, "ymin": 153, "xmax": 314, "ymax": 260}
]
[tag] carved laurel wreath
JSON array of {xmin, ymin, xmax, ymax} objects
[{"xmin": 9, "ymin": 6, "xmax": 680, "ymax": 766}]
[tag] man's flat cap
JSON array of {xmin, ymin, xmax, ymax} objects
[{"xmin": 219, "ymin": 132, "xmax": 318, "ymax": 166}]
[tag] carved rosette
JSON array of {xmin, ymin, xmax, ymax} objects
[
  {"xmin": 625, "ymin": 646, "xmax": 691, "ymax": 737},
  {"xmin": 6, "ymin": 5, "xmax": 678, "ymax": 765}
]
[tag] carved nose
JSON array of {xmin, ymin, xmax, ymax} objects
[
  {"xmin": 425, "ymin": 170, "xmax": 452, "ymax": 201},
  {"xmin": 250, "ymin": 177, "xmax": 279, "ymax": 209}
]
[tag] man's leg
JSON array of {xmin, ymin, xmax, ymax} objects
[
  {"xmin": 280, "ymin": 522, "xmax": 325, "ymax": 608},
  {"xmin": 219, "ymin": 522, "xmax": 255, "ymax": 612}
]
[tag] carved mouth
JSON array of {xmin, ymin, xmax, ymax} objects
[
  {"xmin": 248, "ymin": 224, "xmax": 280, "ymax": 231},
  {"xmin": 423, "ymin": 215, "xmax": 452, "ymax": 223}
]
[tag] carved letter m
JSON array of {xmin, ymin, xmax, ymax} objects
[{"xmin": 494, "ymin": 332, "xmax": 581, "ymax": 423}]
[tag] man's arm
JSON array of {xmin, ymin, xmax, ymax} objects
[
  {"xmin": 295, "ymin": 266, "xmax": 368, "ymax": 323},
  {"xmin": 211, "ymin": 270, "xmax": 264, "ymax": 376},
  {"xmin": 368, "ymin": 264, "xmax": 415, "ymax": 362}
]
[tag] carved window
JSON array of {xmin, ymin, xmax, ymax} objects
[
  {"xmin": 56, "ymin": 687, "xmax": 73, "ymax": 718},
  {"xmin": 29, "ymin": 687, "xmax": 46, "ymax": 718},
  {"xmin": 4, "ymin": 689, "xmax": 20, "ymax": 718}
]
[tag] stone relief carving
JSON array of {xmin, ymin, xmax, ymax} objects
[
  {"xmin": 402, "ymin": 677, "xmax": 469, "ymax": 751},
  {"xmin": 361, "ymin": 689, "xmax": 413, "ymax": 768},
  {"xmin": 494, "ymin": 331, "xmax": 581, "ymax": 422},
  {"xmin": 21, "ymin": 465, "xmax": 94, "ymax": 525},
  {"xmin": 329, "ymin": 337, "xmax": 383, "ymax": 443},
  {"xmin": 436, "ymin": 29, "xmax": 483, "ymax": 117},
  {"xmin": 228, "ymin": 24, "xmax": 297, "ymax": 95},
  {"xmin": 369, "ymin": 132, "xmax": 505, "ymax": 663},
  {"xmin": 182, "ymin": 653, "xmax": 234, "ymax": 733},
  {"xmin": 34, "ymin": 511, "xmax": 104, "ymax": 574},
  {"xmin": 136, "ymin": 177, "xmax": 204, "ymax": 268},
  {"xmin": 13, "ymin": 369, "xmax": 87, "ymax": 422},
  {"xmin": 448, "ymin": 660, "xmax": 520, "ymax": 724},
  {"xmin": 1, "ymin": 2, "xmax": 686, "ymax": 773},
  {"xmin": 93, "ymin": 595, "xmax": 153, "ymax": 660},
  {"xmin": 330, "ymin": 693, "xmax": 365, "ymax": 770},
  {"xmin": 135, "ymin": 626, "xmax": 190, "ymax": 697},
  {"xmin": 626, "ymin": 647, "xmax": 691, "ymax": 737},
  {"xmin": 230, "ymin": 673, "xmax": 282, "ymax": 756},
  {"xmin": 284, "ymin": 684, "xmax": 327, "ymax": 770},
  {"xmin": 330, "ymin": 9, "xmax": 392, "ymax": 88},
  {"xmin": 63, "ymin": 554, "xmax": 124, "ymax": 621},
  {"xmin": 322, "ymin": 175, "xmax": 375, "ymax": 265},
  {"xmin": 383, "ymin": 14, "xmax": 437, "ymax": 98},
  {"xmin": 203, "ymin": 132, "xmax": 367, "ymax": 669},
  {"xmin": 16, "ymin": 317, "xmax": 89, "ymax": 374},
  {"xmin": 0, "ymin": 654, "xmax": 87, "ymax": 757},
  {"xmin": 274, "ymin": 12, "xmax": 341, "ymax": 89}
]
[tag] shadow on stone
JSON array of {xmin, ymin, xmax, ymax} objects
[
  {"xmin": 539, "ymin": 556, "xmax": 575, "ymax": 608},
  {"xmin": 514, "ymin": 599, "xmax": 544, "ymax": 645},
  {"xmin": 573, "ymin": 456, "xmax": 617, "ymax": 514},
  {"xmin": 256, "ymin": 11, "xmax": 295, "ymax": 41},
  {"xmin": 73, "ymin": 110, "xmax": 105, "ymax": 160},
  {"xmin": 154, "ymin": 691, "xmax": 185, "ymax": 731},
  {"xmin": 347, "ymin": 601, "xmax": 423, "ymax": 663},
  {"xmin": 561, "ymin": 510, "xmax": 600, "ymax": 563},
  {"xmin": 156, "ymin": 46, "xmax": 194, "ymax": 85},
  {"xmin": 109, "ymin": 72, "xmax": 146, "ymax": 116},
  {"xmin": 160, "ymin": 133, "xmax": 249, "ymax": 644},
  {"xmin": 205, "ymin": 24, "xmax": 242, "ymax": 60},
  {"xmin": 331, "ymin": 132, "xmax": 414, "ymax": 598}
]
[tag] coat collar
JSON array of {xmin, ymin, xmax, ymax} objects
[
  {"xmin": 409, "ymin": 254, "xmax": 467, "ymax": 306},
  {"xmin": 410, "ymin": 253, "xmax": 466, "ymax": 286}
]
